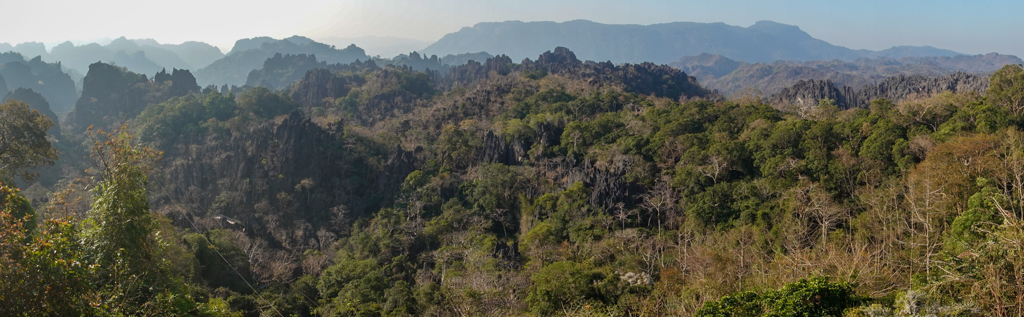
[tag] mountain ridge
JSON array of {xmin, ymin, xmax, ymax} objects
[
  {"xmin": 673, "ymin": 52, "xmax": 1022, "ymax": 96},
  {"xmin": 422, "ymin": 19, "xmax": 966, "ymax": 65}
]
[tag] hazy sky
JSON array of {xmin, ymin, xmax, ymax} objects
[{"xmin": 4, "ymin": 0, "xmax": 1023, "ymax": 57}]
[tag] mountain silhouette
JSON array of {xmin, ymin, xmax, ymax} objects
[{"xmin": 422, "ymin": 20, "xmax": 962, "ymax": 64}]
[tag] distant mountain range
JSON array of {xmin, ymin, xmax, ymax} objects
[
  {"xmin": 1, "ymin": 19, "xmax": 1021, "ymax": 120},
  {"xmin": 0, "ymin": 38, "xmax": 224, "ymax": 78},
  {"xmin": 0, "ymin": 52, "xmax": 78, "ymax": 116},
  {"xmin": 319, "ymin": 36, "xmax": 431, "ymax": 59},
  {"xmin": 422, "ymin": 20, "xmax": 965, "ymax": 64},
  {"xmin": 193, "ymin": 36, "xmax": 371, "ymax": 87},
  {"xmin": 673, "ymin": 52, "xmax": 1023, "ymax": 96}
]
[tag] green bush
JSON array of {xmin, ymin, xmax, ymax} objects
[{"xmin": 696, "ymin": 277, "xmax": 861, "ymax": 317}]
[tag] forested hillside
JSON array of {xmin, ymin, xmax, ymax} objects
[{"xmin": 4, "ymin": 45, "xmax": 1024, "ymax": 316}]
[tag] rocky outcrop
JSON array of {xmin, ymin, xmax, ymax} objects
[
  {"xmin": 154, "ymin": 68, "xmax": 200, "ymax": 97},
  {"xmin": 66, "ymin": 62, "xmax": 203, "ymax": 134},
  {"xmin": 854, "ymin": 72, "xmax": 988, "ymax": 106},
  {"xmin": 529, "ymin": 47, "xmax": 583, "ymax": 74},
  {"xmin": 65, "ymin": 62, "xmax": 153, "ymax": 133},
  {"xmin": 437, "ymin": 55, "xmax": 515, "ymax": 91},
  {"xmin": 541, "ymin": 156, "xmax": 641, "ymax": 212},
  {"xmin": 373, "ymin": 145, "xmax": 423, "ymax": 203},
  {"xmin": 480, "ymin": 131, "xmax": 528, "ymax": 166},
  {"xmin": 769, "ymin": 72, "xmax": 989, "ymax": 110},
  {"xmin": 770, "ymin": 79, "xmax": 856, "ymax": 110},
  {"xmin": 289, "ymin": 68, "xmax": 357, "ymax": 108},
  {"xmin": 160, "ymin": 111, "xmax": 351, "ymax": 242},
  {"xmin": 442, "ymin": 47, "xmax": 711, "ymax": 101}
]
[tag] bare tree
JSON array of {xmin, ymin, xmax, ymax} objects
[
  {"xmin": 905, "ymin": 171, "xmax": 946, "ymax": 281},
  {"xmin": 792, "ymin": 182, "xmax": 848, "ymax": 244},
  {"xmin": 642, "ymin": 176, "xmax": 677, "ymax": 234},
  {"xmin": 698, "ymin": 155, "xmax": 730, "ymax": 184},
  {"xmin": 613, "ymin": 202, "xmax": 635, "ymax": 229}
]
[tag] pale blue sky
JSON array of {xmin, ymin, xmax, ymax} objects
[{"xmin": 4, "ymin": 0, "xmax": 1022, "ymax": 57}]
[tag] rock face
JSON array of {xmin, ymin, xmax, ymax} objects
[
  {"xmin": 854, "ymin": 72, "xmax": 988, "ymax": 106},
  {"xmin": 769, "ymin": 79, "xmax": 855, "ymax": 110},
  {"xmin": 373, "ymin": 145, "xmax": 423, "ymax": 205},
  {"xmin": 155, "ymin": 68, "xmax": 200, "ymax": 97},
  {"xmin": 436, "ymin": 55, "xmax": 514, "ymax": 91},
  {"xmin": 161, "ymin": 111, "xmax": 350, "ymax": 241},
  {"xmin": 291, "ymin": 68, "xmax": 345, "ymax": 107},
  {"xmin": 539, "ymin": 156, "xmax": 641, "ymax": 211},
  {"xmin": 4, "ymin": 88, "xmax": 60, "ymax": 138},
  {"xmin": 66, "ymin": 62, "xmax": 152, "ymax": 133},
  {"xmin": 66, "ymin": 62, "xmax": 200, "ymax": 134},
  {"xmin": 480, "ymin": 131, "xmax": 528, "ymax": 166},
  {"xmin": 770, "ymin": 72, "xmax": 989, "ymax": 110},
  {"xmin": 289, "ymin": 67, "xmax": 369, "ymax": 108}
]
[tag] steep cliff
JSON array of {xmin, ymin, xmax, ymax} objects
[{"xmin": 66, "ymin": 62, "xmax": 199, "ymax": 134}]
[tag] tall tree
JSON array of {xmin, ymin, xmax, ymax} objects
[
  {"xmin": 83, "ymin": 126, "xmax": 174, "ymax": 313},
  {"xmin": 0, "ymin": 100, "xmax": 57, "ymax": 184},
  {"xmin": 988, "ymin": 64, "xmax": 1024, "ymax": 116}
]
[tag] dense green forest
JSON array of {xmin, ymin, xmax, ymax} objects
[{"xmin": 4, "ymin": 46, "xmax": 1024, "ymax": 316}]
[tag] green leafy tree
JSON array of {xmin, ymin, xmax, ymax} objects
[
  {"xmin": 527, "ymin": 261, "xmax": 604, "ymax": 315},
  {"xmin": 0, "ymin": 183, "xmax": 92, "ymax": 316},
  {"xmin": 0, "ymin": 100, "xmax": 58, "ymax": 184},
  {"xmin": 696, "ymin": 277, "xmax": 860, "ymax": 317},
  {"xmin": 987, "ymin": 64, "xmax": 1024, "ymax": 116},
  {"xmin": 317, "ymin": 255, "xmax": 389, "ymax": 316},
  {"xmin": 83, "ymin": 127, "xmax": 215, "ymax": 315}
]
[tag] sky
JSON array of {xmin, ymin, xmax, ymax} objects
[{"xmin": 3, "ymin": 0, "xmax": 1023, "ymax": 57}]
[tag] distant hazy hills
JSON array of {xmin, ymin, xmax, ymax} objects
[
  {"xmin": 1, "ymin": 18, "xmax": 1022, "ymax": 121},
  {"xmin": 194, "ymin": 36, "xmax": 371, "ymax": 87},
  {"xmin": 0, "ymin": 52, "xmax": 78, "ymax": 116},
  {"xmin": 673, "ymin": 52, "xmax": 1023, "ymax": 96},
  {"xmin": 319, "ymin": 36, "xmax": 432, "ymax": 58},
  {"xmin": 422, "ymin": 20, "xmax": 963, "ymax": 64},
  {"xmin": 0, "ymin": 38, "xmax": 224, "ymax": 78}
]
